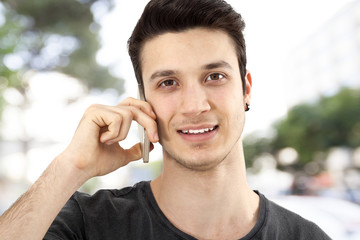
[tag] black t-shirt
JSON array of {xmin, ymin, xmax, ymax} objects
[{"xmin": 44, "ymin": 181, "xmax": 330, "ymax": 240}]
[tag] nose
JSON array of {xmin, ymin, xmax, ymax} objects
[{"xmin": 179, "ymin": 83, "xmax": 211, "ymax": 116}]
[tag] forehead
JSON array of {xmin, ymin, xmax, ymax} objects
[{"xmin": 140, "ymin": 28, "xmax": 238, "ymax": 81}]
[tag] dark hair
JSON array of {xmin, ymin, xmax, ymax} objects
[{"xmin": 128, "ymin": 0, "xmax": 247, "ymax": 94}]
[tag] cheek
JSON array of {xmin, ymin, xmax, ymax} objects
[
  {"xmin": 210, "ymin": 84, "xmax": 242, "ymax": 109},
  {"xmin": 147, "ymin": 96, "xmax": 176, "ymax": 136},
  {"xmin": 213, "ymin": 85, "xmax": 244, "ymax": 123},
  {"xmin": 149, "ymin": 97, "xmax": 173, "ymax": 120}
]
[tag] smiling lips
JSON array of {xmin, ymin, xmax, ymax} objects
[{"xmin": 178, "ymin": 126, "xmax": 218, "ymax": 135}]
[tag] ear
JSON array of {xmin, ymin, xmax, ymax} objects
[{"xmin": 244, "ymin": 70, "xmax": 252, "ymax": 108}]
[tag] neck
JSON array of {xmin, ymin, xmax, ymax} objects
[{"xmin": 151, "ymin": 141, "xmax": 260, "ymax": 240}]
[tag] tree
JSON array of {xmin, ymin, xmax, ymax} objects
[
  {"xmin": 244, "ymin": 87, "xmax": 360, "ymax": 168},
  {"xmin": 273, "ymin": 87, "xmax": 360, "ymax": 164},
  {"xmin": 0, "ymin": 0, "xmax": 124, "ymax": 118}
]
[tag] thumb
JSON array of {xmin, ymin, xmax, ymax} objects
[{"xmin": 123, "ymin": 142, "xmax": 143, "ymax": 163}]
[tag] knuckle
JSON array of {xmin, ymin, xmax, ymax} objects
[
  {"xmin": 87, "ymin": 104, "xmax": 100, "ymax": 111},
  {"xmin": 85, "ymin": 104, "xmax": 102, "ymax": 115},
  {"xmin": 82, "ymin": 105, "xmax": 97, "ymax": 119},
  {"xmin": 128, "ymin": 106, "xmax": 139, "ymax": 115},
  {"xmin": 116, "ymin": 134, "xmax": 126, "ymax": 142},
  {"xmin": 107, "ymin": 130, "xmax": 117, "ymax": 138},
  {"xmin": 111, "ymin": 116, "xmax": 122, "ymax": 127},
  {"xmin": 121, "ymin": 97, "xmax": 136, "ymax": 106},
  {"xmin": 140, "ymin": 104, "xmax": 150, "ymax": 112},
  {"xmin": 121, "ymin": 109, "xmax": 133, "ymax": 119}
]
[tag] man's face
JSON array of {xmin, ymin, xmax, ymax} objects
[{"xmin": 141, "ymin": 28, "xmax": 251, "ymax": 171}]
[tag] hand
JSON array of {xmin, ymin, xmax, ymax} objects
[{"xmin": 61, "ymin": 97, "xmax": 158, "ymax": 180}]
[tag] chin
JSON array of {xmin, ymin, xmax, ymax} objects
[
  {"xmin": 165, "ymin": 148, "xmax": 227, "ymax": 172},
  {"xmin": 177, "ymin": 159, "xmax": 224, "ymax": 172}
]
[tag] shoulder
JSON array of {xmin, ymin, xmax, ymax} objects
[
  {"xmin": 45, "ymin": 181, "xmax": 153, "ymax": 239},
  {"xmin": 73, "ymin": 181, "xmax": 145, "ymax": 201},
  {"xmin": 251, "ymin": 193, "xmax": 331, "ymax": 240},
  {"xmin": 72, "ymin": 181, "xmax": 149, "ymax": 213}
]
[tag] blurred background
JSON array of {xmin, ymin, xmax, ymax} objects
[{"xmin": 0, "ymin": 0, "xmax": 360, "ymax": 239}]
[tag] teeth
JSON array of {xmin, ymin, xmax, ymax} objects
[{"xmin": 181, "ymin": 127, "xmax": 215, "ymax": 134}]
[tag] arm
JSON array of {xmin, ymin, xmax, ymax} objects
[
  {"xmin": 0, "ymin": 155, "xmax": 87, "ymax": 240},
  {"xmin": 0, "ymin": 98, "xmax": 158, "ymax": 240}
]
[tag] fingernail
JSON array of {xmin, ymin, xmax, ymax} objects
[{"xmin": 154, "ymin": 133, "xmax": 159, "ymax": 142}]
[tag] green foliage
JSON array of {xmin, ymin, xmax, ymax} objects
[
  {"xmin": 8, "ymin": 0, "xmax": 95, "ymax": 32},
  {"xmin": 244, "ymin": 87, "xmax": 360, "ymax": 167},
  {"xmin": 318, "ymin": 88, "xmax": 360, "ymax": 147},
  {"xmin": 0, "ymin": 4, "xmax": 25, "ymax": 89},
  {"xmin": 272, "ymin": 103, "xmax": 325, "ymax": 164},
  {"xmin": 0, "ymin": 4, "xmax": 23, "ymax": 117},
  {"xmin": 243, "ymin": 134, "xmax": 272, "ymax": 167},
  {"xmin": 0, "ymin": 0, "xmax": 124, "ymax": 115}
]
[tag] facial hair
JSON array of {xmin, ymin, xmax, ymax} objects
[{"xmin": 160, "ymin": 112, "xmax": 245, "ymax": 172}]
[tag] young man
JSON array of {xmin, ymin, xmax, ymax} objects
[{"xmin": 0, "ymin": 0, "xmax": 330, "ymax": 239}]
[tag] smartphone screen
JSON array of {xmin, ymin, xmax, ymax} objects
[{"xmin": 138, "ymin": 84, "xmax": 150, "ymax": 163}]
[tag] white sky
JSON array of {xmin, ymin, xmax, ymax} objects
[{"xmin": 97, "ymin": 0, "xmax": 355, "ymax": 135}]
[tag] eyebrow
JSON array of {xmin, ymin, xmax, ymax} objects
[
  {"xmin": 149, "ymin": 60, "xmax": 233, "ymax": 81},
  {"xmin": 202, "ymin": 60, "xmax": 233, "ymax": 70},
  {"xmin": 150, "ymin": 70, "xmax": 177, "ymax": 81}
]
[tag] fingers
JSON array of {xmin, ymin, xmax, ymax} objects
[
  {"xmin": 86, "ymin": 98, "xmax": 159, "ymax": 145},
  {"xmin": 119, "ymin": 97, "xmax": 156, "ymax": 120},
  {"xmin": 127, "ymin": 106, "xmax": 159, "ymax": 143},
  {"xmin": 98, "ymin": 109, "xmax": 131, "ymax": 144},
  {"xmin": 66, "ymin": 100, "xmax": 158, "ymax": 178},
  {"xmin": 124, "ymin": 142, "xmax": 143, "ymax": 162},
  {"xmin": 114, "ymin": 98, "xmax": 159, "ymax": 143}
]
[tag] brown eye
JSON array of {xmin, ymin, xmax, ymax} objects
[
  {"xmin": 160, "ymin": 79, "xmax": 177, "ymax": 87},
  {"xmin": 206, "ymin": 73, "xmax": 224, "ymax": 81}
]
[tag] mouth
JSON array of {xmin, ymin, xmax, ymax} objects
[{"xmin": 178, "ymin": 125, "xmax": 218, "ymax": 135}]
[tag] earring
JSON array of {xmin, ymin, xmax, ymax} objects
[{"xmin": 245, "ymin": 103, "xmax": 250, "ymax": 112}]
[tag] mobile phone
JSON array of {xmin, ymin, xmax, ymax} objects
[{"xmin": 138, "ymin": 84, "xmax": 150, "ymax": 163}]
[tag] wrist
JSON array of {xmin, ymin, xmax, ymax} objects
[{"xmin": 53, "ymin": 151, "xmax": 91, "ymax": 189}]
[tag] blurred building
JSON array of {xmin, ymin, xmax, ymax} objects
[{"xmin": 284, "ymin": 0, "xmax": 360, "ymax": 107}]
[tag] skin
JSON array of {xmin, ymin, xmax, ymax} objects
[
  {"xmin": 142, "ymin": 28, "xmax": 259, "ymax": 239},
  {"xmin": 0, "ymin": 27, "xmax": 258, "ymax": 240},
  {"xmin": 0, "ymin": 100, "xmax": 159, "ymax": 240},
  {"xmin": 142, "ymin": 28, "xmax": 249, "ymax": 171}
]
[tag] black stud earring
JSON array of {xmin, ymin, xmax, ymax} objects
[{"xmin": 245, "ymin": 103, "xmax": 250, "ymax": 112}]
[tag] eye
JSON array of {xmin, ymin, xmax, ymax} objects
[
  {"xmin": 206, "ymin": 73, "xmax": 225, "ymax": 81},
  {"xmin": 159, "ymin": 79, "xmax": 177, "ymax": 87}
]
